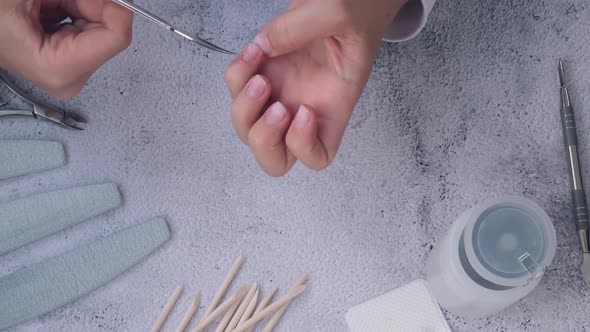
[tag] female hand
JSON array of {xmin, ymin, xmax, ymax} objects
[
  {"xmin": 225, "ymin": 0, "xmax": 407, "ymax": 176},
  {"xmin": 0, "ymin": 0, "xmax": 133, "ymax": 98}
]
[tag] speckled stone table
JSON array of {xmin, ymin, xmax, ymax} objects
[{"xmin": 1, "ymin": 0, "xmax": 590, "ymax": 331}]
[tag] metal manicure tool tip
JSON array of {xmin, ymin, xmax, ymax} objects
[
  {"xmin": 559, "ymin": 59, "xmax": 571, "ymax": 108},
  {"xmin": 111, "ymin": 0, "xmax": 236, "ymax": 55},
  {"xmin": 0, "ymin": 73, "xmax": 86, "ymax": 130}
]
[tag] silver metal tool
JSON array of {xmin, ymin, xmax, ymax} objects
[
  {"xmin": 0, "ymin": 73, "xmax": 86, "ymax": 130},
  {"xmin": 558, "ymin": 59, "xmax": 590, "ymax": 283},
  {"xmin": 111, "ymin": 0, "xmax": 235, "ymax": 55}
]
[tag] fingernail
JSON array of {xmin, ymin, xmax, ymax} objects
[
  {"xmin": 294, "ymin": 105, "xmax": 311, "ymax": 129},
  {"xmin": 253, "ymin": 32, "xmax": 272, "ymax": 55},
  {"xmin": 241, "ymin": 43, "xmax": 260, "ymax": 62},
  {"xmin": 246, "ymin": 75, "xmax": 266, "ymax": 99},
  {"xmin": 266, "ymin": 102, "xmax": 286, "ymax": 126}
]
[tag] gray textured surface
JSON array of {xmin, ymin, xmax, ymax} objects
[{"xmin": 1, "ymin": 0, "xmax": 590, "ymax": 331}]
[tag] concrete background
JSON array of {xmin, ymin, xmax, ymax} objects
[{"xmin": 1, "ymin": 0, "xmax": 590, "ymax": 330}]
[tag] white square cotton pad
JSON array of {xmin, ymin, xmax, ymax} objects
[{"xmin": 346, "ymin": 279, "xmax": 451, "ymax": 332}]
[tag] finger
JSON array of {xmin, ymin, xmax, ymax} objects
[
  {"xmin": 248, "ymin": 102, "xmax": 296, "ymax": 177},
  {"xmin": 53, "ymin": 0, "xmax": 121, "ymax": 25},
  {"xmin": 287, "ymin": 0, "xmax": 305, "ymax": 10},
  {"xmin": 253, "ymin": 1, "xmax": 343, "ymax": 57},
  {"xmin": 43, "ymin": 0, "xmax": 100, "ymax": 22},
  {"xmin": 70, "ymin": 0, "xmax": 133, "ymax": 50},
  {"xmin": 231, "ymin": 75, "xmax": 271, "ymax": 144},
  {"xmin": 37, "ymin": 23, "xmax": 94, "ymax": 98},
  {"xmin": 36, "ymin": 2, "xmax": 132, "ymax": 86},
  {"xmin": 40, "ymin": 8, "xmax": 68, "ymax": 29},
  {"xmin": 43, "ymin": 0, "xmax": 132, "ymax": 59},
  {"xmin": 41, "ymin": 0, "xmax": 66, "ymax": 10},
  {"xmin": 96, "ymin": 0, "xmax": 134, "ymax": 34},
  {"xmin": 224, "ymin": 43, "xmax": 264, "ymax": 98},
  {"xmin": 52, "ymin": 21, "xmax": 82, "ymax": 35},
  {"xmin": 286, "ymin": 105, "xmax": 332, "ymax": 171}
]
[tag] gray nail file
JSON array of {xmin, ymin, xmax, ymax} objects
[
  {"xmin": 0, "ymin": 218, "xmax": 170, "ymax": 330},
  {"xmin": 0, "ymin": 183, "xmax": 123, "ymax": 255},
  {"xmin": 0, "ymin": 140, "xmax": 66, "ymax": 180}
]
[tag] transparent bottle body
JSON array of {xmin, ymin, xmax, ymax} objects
[{"xmin": 426, "ymin": 197, "xmax": 555, "ymax": 318}]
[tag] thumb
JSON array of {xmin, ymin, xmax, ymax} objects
[{"xmin": 254, "ymin": 2, "xmax": 342, "ymax": 57}]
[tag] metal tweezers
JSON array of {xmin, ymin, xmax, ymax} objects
[
  {"xmin": 111, "ymin": 0, "xmax": 236, "ymax": 55},
  {"xmin": 0, "ymin": 73, "xmax": 86, "ymax": 130}
]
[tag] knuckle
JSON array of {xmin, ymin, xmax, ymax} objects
[
  {"xmin": 286, "ymin": 137, "xmax": 304, "ymax": 154},
  {"xmin": 237, "ymin": 135, "xmax": 248, "ymax": 145},
  {"xmin": 287, "ymin": 138, "xmax": 332, "ymax": 171},
  {"xmin": 247, "ymin": 130, "xmax": 265, "ymax": 149},
  {"xmin": 53, "ymin": 86, "xmax": 83, "ymax": 100},
  {"xmin": 34, "ymin": 60, "xmax": 86, "ymax": 98},
  {"xmin": 109, "ymin": 29, "xmax": 133, "ymax": 52},
  {"xmin": 223, "ymin": 64, "xmax": 242, "ymax": 97},
  {"xmin": 230, "ymin": 113, "xmax": 249, "ymax": 145},
  {"xmin": 223, "ymin": 65, "xmax": 235, "ymax": 85},
  {"xmin": 229, "ymin": 102, "xmax": 240, "ymax": 120},
  {"xmin": 329, "ymin": 0, "xmax": 353, "ymax": 26},
  {"xmin": 34, "ymin": 61, "xmax": 72, "ymax": 91},
  {"xmin": 223, "ymin": 67, "xmax": 230, "ymax": 83},
  {"xmin": 229, "ymin": 105, "xmax": 239, "ymax": 123},
  {"xmin": 230, "ymin": 108, "xmax": 247, "ymax": 128},
  {"xmin": 117, "ymin": 30, "xmax": 133, "ymax": 50},
  {"xmin": 271, "ymin": 19, "xmax": 295, "ymax": 50},
  {"xmin": 40, "ymin": 74, "xmax": 72, "ymax": 92}
]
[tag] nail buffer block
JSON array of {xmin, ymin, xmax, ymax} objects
[
  {"xmin": 0, "ymin": 218, "xmax": 170, "ymax": 330},
  {"xmin": 0, "ymin": 183, "xmax": 123, "ymax": 255},
  {"xmin": 0, "ymin": 140, "xmax": 66, "ymax": 180}
]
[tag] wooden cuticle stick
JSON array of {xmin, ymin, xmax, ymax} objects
[
  {"xmin": 243, "ymin": 288, "xmax": 277, "ymax": 332},
  {"xmin": 237, "ymin": 288, "xmax": 259, "ymax": 327},
  {"xmin": 201, "ymin": 256, "xmax": 244, "ymax": 320},
  {"xmin": 215, "ymin": 294, "xmax": 241, "ymax": 332},
  {"xmin": 176, "ymin": 291, "xmax": 201, "ymax": 332},
  {"xmin": 230, "ymin": 285, "xmax": 306, "ymax": 332},
  {"xmin": 225, "ymin": 285, "xmax": 258, "ymax": 332},
  {"xmin": 151, "ymin": 286, "xmax": 183, "ymax": 332},
  {"xmin": 262, "ymin": 274, "xmax": 307, "ymax": 332},
  {"xmin": 192, "ymin": 285, "xmax": 249, "ymax": 332}
]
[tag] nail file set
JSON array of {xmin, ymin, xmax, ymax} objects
[
  {"xmin": 0, "ymin": 140, "xmax": 170, "ymax": 330},
  {"xmin": 0, "ymin": 183, "xmax": 122, "ymax": 254},
  {"xmin": 0, "ymin": 140, "xmax": 66, "ymax": 180},
  {"xmin": 0, "ymin": 219, "xmax": 170, "ymax": 330}
]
